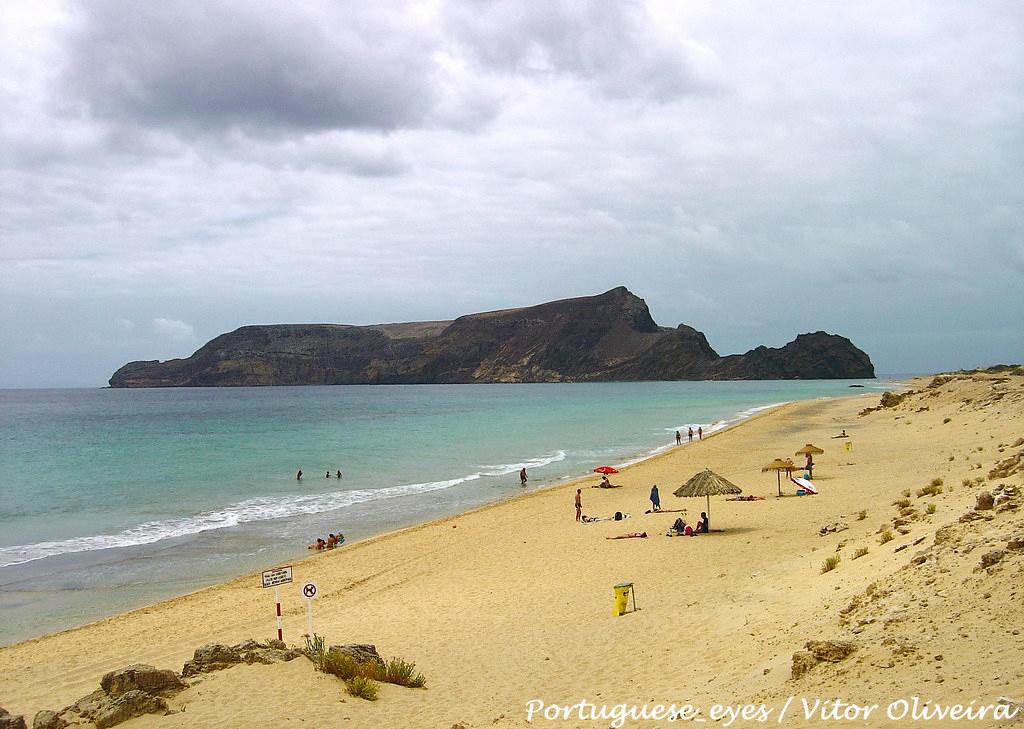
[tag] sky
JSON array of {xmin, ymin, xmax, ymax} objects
[{"xmin": 1, "ymin": 1, "xmax": 1022, "ymax": 387}]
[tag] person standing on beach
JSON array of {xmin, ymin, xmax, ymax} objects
[
  {"xmin": 688, "ymin": 427, "xmax": 693, "ymax": 443},
  {"xmin": 520, "ymin": 468, "xmax": 528, "ymax": 485},
  {"xmin": 650, "ymin": 484, "xmax": 661, "ymax": 512},
  {"xmin": 575, "ymin": 489, "xmax": 582, "ymax": 522},
  {"xmin": 675, "ymin": 430, "xmax": 681, "ymax": 445},
  {"xmin": 805, "ymin": 452, "xmax": 814, "ymax": 479},
  {"xmin": 698, "ymin": 426, "xmax": 703, "ymax": 440}
]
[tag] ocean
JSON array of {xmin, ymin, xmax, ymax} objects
[{"xmin": 0, "ymin": 379, "xmax": 893, "ymax": 645}]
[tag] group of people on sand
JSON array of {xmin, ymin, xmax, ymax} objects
[
  {"xmin": 668, "ymin": 513, "xmax": 708, "ymax": 537},
  {"xmin": 308, "ymin": 532, "xmax": 345, "ymax": 550},
  {"xmin": 674, "ymin": 426, "xmax": 703, "ymax": 445}
]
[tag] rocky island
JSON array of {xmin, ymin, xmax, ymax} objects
[{"xmin": 109, "ymin": 287, "xmax": 874, "ymax": 387}]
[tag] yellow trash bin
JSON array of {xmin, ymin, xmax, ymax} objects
[{"xmin": 613, "ymin": 582, "xmax": 633, "ymax": 616}]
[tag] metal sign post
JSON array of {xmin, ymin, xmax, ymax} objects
[
  {"xmin": 301, "ymin": 581, "xmax": 319, "ymax": 637},
  {"xmin": 261, "ymin": 566, "xmax": 293, "ymax": 641}
]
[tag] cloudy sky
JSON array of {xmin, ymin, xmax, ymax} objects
[{"xmin": 1, "ymin": 0, "xmax": 1021, "ymax": 387}]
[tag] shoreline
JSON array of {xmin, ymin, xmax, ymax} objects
[
  {"xmin": 0, "ymin": 382, "xmax": 878, "ymax": 647},
  {"xmin": 0, "ymin": 393, "xmax": 810, "ymax": 651}
]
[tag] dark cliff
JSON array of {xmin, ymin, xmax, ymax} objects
[{"xmin": 109, "ymin": 287, "xmax": 875, "ymax": 386}]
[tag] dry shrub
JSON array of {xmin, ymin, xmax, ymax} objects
[
  {"xmin": 879, "ymin": 530, "xmax": 894, "ymax": 544},
  {"xmin": 821, "ymin": 554, "xmax": 841, "ymax": 573},
  {"xmin": 853, "ymin": 547, "xmax": 869, "ymax": 559}
]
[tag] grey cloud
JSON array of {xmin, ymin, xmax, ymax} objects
[
  {"xmin": 443, "ymin": 0, "xmax": 720, "ymax": 101},
  {"xmin": 61, "ymin": 1, "xmax": 441, "ymax": 134}
]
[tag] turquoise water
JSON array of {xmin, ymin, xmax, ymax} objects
[{"xmin": 0, "ymin": 380, "xmax": 887, "ymax": 644}]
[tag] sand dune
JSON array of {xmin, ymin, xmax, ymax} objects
[{"xmin": 1, "ymin": 373, "xmax": 1022, "ymax": 728}]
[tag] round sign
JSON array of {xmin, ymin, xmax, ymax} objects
[{"xmin": 301, "ymin": 581, "xmax": 319, "ymax": 600}]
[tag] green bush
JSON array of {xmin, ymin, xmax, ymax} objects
[
  {"xmin": 370, "ymin": 657, "xmax": 427, "ymax": 688},
  {"xmin": 304, "ymin": 634, "xmax": 327, "ymax": 670},
  {"xmin": 345, "ymin": 675, "xmax": 379, "ymax": 701},
  {"xmin": 320, "ymin": 652, "xmax": 364, "ymax": 680}
]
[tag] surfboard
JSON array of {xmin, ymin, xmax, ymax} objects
[{"xmin": 791, "ymin": 476, "xmax": 818, "ymax": 495}]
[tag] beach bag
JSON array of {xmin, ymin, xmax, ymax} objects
[{"xmin": 614, "ymin": 511, "xmax": 623, "ymax": 521}]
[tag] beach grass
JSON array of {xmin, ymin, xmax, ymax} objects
[{"xmin": 345, "ymin": 675, "xmax": 379, "ymax": 701}]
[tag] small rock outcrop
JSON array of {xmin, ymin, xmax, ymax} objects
[
  {"xmin": 91, "ymin": 692, "xmax": 167, "ymax": 729},
  {"xmin": 791, "ymin": 640, "xmax": 857, "ymax": 679},
  {"xmin": 30, "ymin": 710, "xmax": 62, "ymax": 729},
  {"xmin": 100, "ymin": 664, "xmax": 185, "ymax": 697},
  {"xmin": 326, "ymin": 643, "xmax": 385, "ymax": 668},
  {"xmin": 182, "ymin": 639, "xmax": 303, "ymax": 676},
  {"xmin": 181, "ymin": 644, "xmax": 243, "ymax": 676},
  {"xmin": 979, "ymin": 550, "xmax": 1005, "ymax": 569},
  {"xmin": 23, "ymin": 641, "xmax": 303, "ymax": 729},
  {"xmin": 790, "ymin": 651, "xmax": 819, "ymax": 679},
  {"xmin": 806, "ymin": 640, "xmax": 857, "ymax": 662},
  {"xmin": 0, "ymin": 707, "xmax": 28, "ymax": 729},
  {"xmin": 976, "ymin": 491, "xmax": 995, "ymax": 511}
]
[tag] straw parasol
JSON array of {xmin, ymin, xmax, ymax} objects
[
  {"xmin": 795, "ymin": 443, "xmax": 824, "ymax": 475},
  {"xmin": 673, "ymin": 469, "xmax": 742, "ymax": 531},
  {"xmin": 761, "ymin": 458, "xmax": 792, "ymax": 497}
]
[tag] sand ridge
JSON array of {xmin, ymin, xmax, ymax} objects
[{"xmin": 1, "ymin": 374, "xmax": 1022, "ymax": 728}]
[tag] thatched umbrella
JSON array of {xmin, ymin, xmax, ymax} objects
[
  {"xmin": 795, "ymin": 444, "xmax": 824, "ymax": 477},
  {"xmin": 761, "ymin": 458, "xmax": 791, "ymax": 497},
  {"xmin": 673, "ymin": 469, "xmax": 742, "ymax": 531}
]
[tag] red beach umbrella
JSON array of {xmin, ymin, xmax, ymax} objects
[{"xmin": 593, "ymin": 466, "xmax": 619, "ymax": 474}]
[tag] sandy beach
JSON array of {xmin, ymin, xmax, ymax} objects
[{"xmin": 2, "ymin": 372, "xmax": 1022, "ymax": 728}]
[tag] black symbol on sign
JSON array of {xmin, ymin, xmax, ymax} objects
[{"xmin": 303, "ymin": 584, "xmax": 317, "ymax": 598}]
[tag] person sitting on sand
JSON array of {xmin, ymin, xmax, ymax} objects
[
  {"xmin": 308, "ymin": 537, "xmax": 326, "ymax": 550},
  {"xmin": 326, "ymin": 533, "xmax": 339, "ymax": 548},
  {"xmin": 668, "ymin": 517, "xmax": 693, "ymax": 536},
  {"xmin": 695, "ymin": 512, "xmax": 709, "ymax": 533},
  {"xmin": 832, "ymin": 430, "xmax": 849, "ymax": 438}
]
